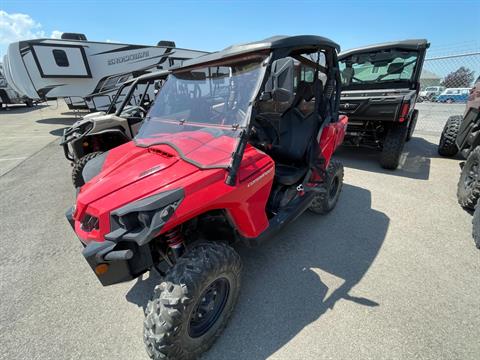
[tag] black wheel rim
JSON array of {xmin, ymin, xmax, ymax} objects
[
  {"xmin": 465, "ymin": 161, "xmax": 479, "ymax": 190},
  {"xmin": 188, "ymin": 277, "xmax": 230, "ymax": 338},
  {"xmin": 329, "ymin": 176, "xmax": 340, "ymax": 201}
]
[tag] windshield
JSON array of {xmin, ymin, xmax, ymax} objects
[
  {"xmin": 135, "ymin": 55, "xmax": 266, "ymax": 168},
  {"xmin": 339, "ymin": 49, "xmax": 419, "ymax": 89}
]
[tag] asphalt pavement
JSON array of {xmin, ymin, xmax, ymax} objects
[{"xmin": 0, "ymin": 102, "xmax": 478, "ymax": 360}]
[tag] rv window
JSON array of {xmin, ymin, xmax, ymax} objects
[{"xmin": 53, "ymin": 50, "xmax": 69, "ymax": 67}]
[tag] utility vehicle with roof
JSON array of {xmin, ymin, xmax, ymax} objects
[
  {"xmin": 65, "ymin": 35, "xmax": 347, "ymax": 360},
  {"xmin": 60, "ymin": 70, "xmax": 169, "ymax": 187},
  {"xmin": 338, "ymin": 39, "xmax": 429, "ymax": 169}
]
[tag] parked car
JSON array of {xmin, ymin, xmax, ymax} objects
[
  {"xmin": 338, "ymin": 39, "xmax": 430, "ymax": 169},
  {"xmin": 418, "ymin": 85, "xmax": 445, "ymax": 101},
  {"xmin": 436, "ymin": 87, "xmax": 471, "ymax": 103},
  {"xmin": 438, "ymin": 76, "xmax": 480, "ymax": 156}
]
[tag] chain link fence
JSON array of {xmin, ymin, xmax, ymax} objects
[{"xmin": 415, "ymin": 51, "xmax": 480, "ymax": 136}]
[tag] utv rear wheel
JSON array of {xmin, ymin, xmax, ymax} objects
[
  {"xmin": 438, "ymin": 115, "xmax": 461, "ymax": 157},
  {"xmin": 472, "ymin": 205, "xmax": 480, "ymax": 249},
  {"xmin": 406, "ymin": 109, "xmax": 418, "ymax": 142},
  {"xmin": 309, "ymin": 160, "xmax": 344, "ymax": 214},
  {"xmin": 457, "ymin": 146, "xmax": 480, "ymax": 209},
  {"xmin": 71, "ymin": 151, "xmax": 103, "ymax": 188},
  {"xmin": 144, "ymin": 242, "xmax": 241, "ymax": 360},
  {"xmin": 379, "ymin": 123, "xmax": 409, "ymax": 169}
]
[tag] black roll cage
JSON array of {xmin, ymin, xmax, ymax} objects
[{"xmin": 226, "ymin": 44, "xmax": 341, "ymax": 185}]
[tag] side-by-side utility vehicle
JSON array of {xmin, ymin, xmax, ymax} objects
[
  {"xmin": 338, "ymin": 39, "xmax": 429, "ymax": 169},
  {"xmin": 454, "ymin": 109, "xmax": 480, "ymax": 249},
  {"xmin": 436, "ymin": 75, "xmax": 480, "ymax": 249},
  {"xmin": 438, "ymin": 75, "xmax": 480, "ymax": 157},
  {"xmin": 60, "ymin": 70, "xmax": 169, "ymax": 187},
  {"xmin": 65, "ymin": 35, "xmax": 348, "ymax": 360}
]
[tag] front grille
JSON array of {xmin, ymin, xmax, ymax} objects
[{"xmin": 81, "ymin": 214, "xmax": 99, "ymax": 232}]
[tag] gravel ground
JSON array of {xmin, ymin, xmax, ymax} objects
[{"xmin": 0, "ymin": 102, "xmax": 478, "ymax": 360}]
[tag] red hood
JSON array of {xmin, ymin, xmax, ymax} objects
[{"xmin": 77, "ymin": 142, "xmax": 200, "ymax": 211}]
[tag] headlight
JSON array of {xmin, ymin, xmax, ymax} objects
[{"xmin": 106, "ymin": 189, "xmax": 184, "ymax": 246}]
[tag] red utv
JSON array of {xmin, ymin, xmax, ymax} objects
[{"xmin": 66, "ymin": 35, "xmax": 348, "ymax": 360}]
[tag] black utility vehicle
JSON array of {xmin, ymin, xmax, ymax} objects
[
  {"xmin": 338, "ymin": 39, "xmax": 429, "ymax": 169},
  {"xmin": 451, "ymin": 108, "xmax": 480, "ymax": 249}
]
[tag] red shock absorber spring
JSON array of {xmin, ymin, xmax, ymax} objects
[{"xmin": 164, "ymin": 227, "xmax": 185, "ymax": 258}]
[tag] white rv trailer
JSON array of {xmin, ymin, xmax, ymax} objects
[
  {"xmin": 0, "ymin": 63, "xmax": 33, "ymax": 108},
  {"xmin": 3, "ymin": 33, "xmax": 208, "ymax": 110}
]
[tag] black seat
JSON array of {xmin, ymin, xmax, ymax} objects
[
  {"xmin": 275, "ymin": 164, "xmax": 308, "ymax": 186},
  {"xmin": 268, "ymin": 81, "xmax": 321, "ymax": 185}
]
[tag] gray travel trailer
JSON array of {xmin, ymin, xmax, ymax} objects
[
  {"xmin": 2, "ymin": 33, "xmax": 208, "ymax": 110},
  {"xmin": 0, "ymin": 63, "xmax": 33, "ymax": 108}
]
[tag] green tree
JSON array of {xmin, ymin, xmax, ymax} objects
[{"xmin": 442, "ymin": 67, "xmax": 475, "ymax": 88}]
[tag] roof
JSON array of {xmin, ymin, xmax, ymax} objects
[
  {"xmin": 339, "ymin": 39, "xmax": 430, "ymax": 59},
  {"xmin": 175, "ymin": 35, "xmax": 340, "ymax": 70},
  {"xmin": 131, "ymin": 70, "xmax": 170, "ymax": 83}
]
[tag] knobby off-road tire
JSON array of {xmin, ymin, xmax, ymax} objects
[
  {"xmin": 457, "ymin": 146, "xmax": 480, "ymax": 209},
  {"xmin": 71, "ymin": 151, "xmax": 103, "ymax": 188},
  {"xmin": 438, "ymin": 115, "xmax": 462, "ymax": 157},
  {"xmin": 406, "ymin": 109, "xmax": 419, "ymax": 142},
  {"xmin": 472, "ymin": 205, "xmax": 480, "ymax": 249},
  {"xmin": 144, "ymin": 242, "xmax": 242, "ymax": 360},
  {"xmin": 379, "ymin": 123, "xmax": 409, "ymax": 170},
  {"xmin": 309, "ymin": 160, "xmax": 344, "ymax": 214}
]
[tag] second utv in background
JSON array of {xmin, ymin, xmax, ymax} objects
[
  {"xmin": 60, "ymin": 70, "xmax": 168, "ymax": 187},
  {"xmin": 338, "ymin": 39, "xmax": 429, "ymax": 169}
]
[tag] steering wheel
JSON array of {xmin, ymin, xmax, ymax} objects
[{"xmin": 254, "ymin": 115, "xmax": 280, "ymax": 147}]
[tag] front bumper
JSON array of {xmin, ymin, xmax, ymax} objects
[{"xmin": 66, "ymin": 207, "xmax": 153, "ymax": 286}]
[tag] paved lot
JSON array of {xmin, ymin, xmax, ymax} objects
[
  {"xmin": 415, "ymin": 102, "xmax": 465, "ymax": 136},
  {"xmin": 0, "ymin": 101, "xmax": 79, "ymax": 176},
  {"xmin": 0, "ymin": 103, "xmax": 479, "ymax": 360}
]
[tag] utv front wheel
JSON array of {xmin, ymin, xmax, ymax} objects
[
  {"xmin": 438, "ymin": 115, "xmax": 461, "ymax": 157},
  {"xmin": 309, "ymin": 160, "xmax": 344, "ymax": 214},
  {"xmin": 71, "ymin": 151, "xmax": 103, "ymax": 188},
  {"xmin": 144, "ymin": 242, "xmax": 241, "ymax": 360},
  {"xmin": 457, "ymin": 146, "xmax": 480, "ymax": 209},
  {"xmin": 379, "ymin": 123, "xmax": 409, "ymax": 169}
]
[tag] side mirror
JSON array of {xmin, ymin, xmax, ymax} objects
[{"xmin": 264, "ymin": 58, "xmax": 295, "ymax": 103}]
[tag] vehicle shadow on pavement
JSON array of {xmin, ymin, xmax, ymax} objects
[
  {"xmin": 125, "ymin": 183, "xmax": 389, "ymax": 360},
  {"xmin": 36, "ymin": 118, "xmax": 78, "ymax": 126},
  {"xmin": 336, "ymin": 136, "xmax": 453, "ymax": 181},
  {"xmin": 35, "ymin": 117, "xmax": 78, "ymax": 137},
  {"xmin": 0, "ymin": 104, "xmax": 48, "ymax": 113}
]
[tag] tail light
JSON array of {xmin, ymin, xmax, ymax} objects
[{"xmin": 399, "ymin": 103, "xmax": 410, "ymax": 123}]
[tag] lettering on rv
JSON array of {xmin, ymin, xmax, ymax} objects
[{"xmin": 107, "ymin": 51, "xmax": 150, "ymax": 66}]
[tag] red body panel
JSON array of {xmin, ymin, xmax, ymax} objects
[
  {"xmin": 74, "ymin": 138, "xmax": 274, "ymax": 242},
  {"xmin": 319, "ymin": 115, "xmax": 348, "ymax": 167},
  {"xmin": 73, "ymin": 117, "xmax": 347, "ymax": 244}
]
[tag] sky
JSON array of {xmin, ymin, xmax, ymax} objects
[{"xmin": 1, "ymin": 0, "xmax": 479, "ymax": 59}]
